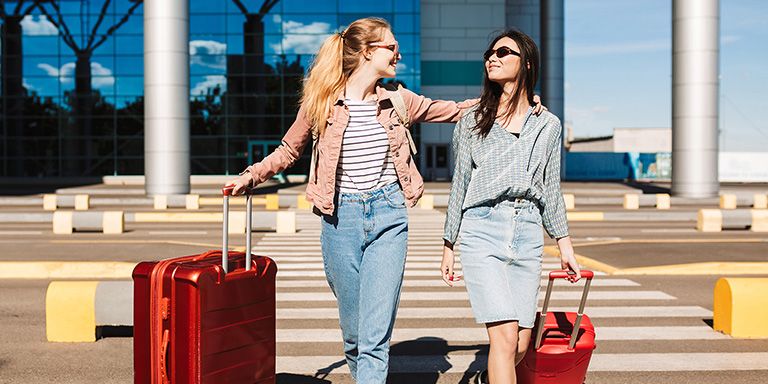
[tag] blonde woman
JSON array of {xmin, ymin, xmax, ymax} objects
[
  {"xmin": 228, "ymin": 18, "xmax": 541, "ymax": 382},
  {"xmin": 440, "ymin": 29, "xmax": 580, "ymax": 384}
]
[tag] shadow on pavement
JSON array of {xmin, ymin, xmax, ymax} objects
[
  {"xmin": 387, "ymin": 337, "xmax": 488, "ymax": 384},
  {"xmin": 277, "ymin": 373, "xmax": 332, "ymax": 384}
]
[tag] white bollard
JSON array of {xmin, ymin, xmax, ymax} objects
[
  {"xmin": 74, "ymin": 195, "xmax": 90, "ymax": 210},
  {"xmin": 623, "ymin": 194, "xmax": 640, "ymax": 210}
]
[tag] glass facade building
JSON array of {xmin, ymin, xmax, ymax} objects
[{"xmin": 0, "ymin": 0, "xmax": 420, "ymax": 177}]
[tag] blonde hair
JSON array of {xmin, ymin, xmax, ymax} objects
[{"xmin": 300, "ymin": 17, "xmax": 391, "ymax": 135}]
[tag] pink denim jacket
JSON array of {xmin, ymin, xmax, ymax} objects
[{"xmin": 241, "ymin": 83, "xmax": 476, "ymax": 215}]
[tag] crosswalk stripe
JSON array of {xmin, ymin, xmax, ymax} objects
[
  {"xmin": 269, "ymin": 209, "xmax": 749, "ymax": 377},
  {"xmin": 276, "ymin": 306, "xmax": 711, "ymax": 319},
  {"xmin": 276, "ymin": 353, "xmax": 768, "ymax": 374},
  {"xmin": 276, "ymin": 278, "xmax": 641, "ymax": 288},
  {"xmin": 272, "ymin": 262, "xmax": 564, "ymax": 270},
  {"xmin": 276, "ymin": 326, "xmax": 725, "ymax": 342},
  {"xmin": 276, "ymin": 291, "xmax": 674, "ymax": 302},
  {"xmin": 276, "ymin": 270, "xmax": 607, "ymax": 277}
]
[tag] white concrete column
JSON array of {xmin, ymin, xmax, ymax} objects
[
  {"xmin": 144, "ymin": 0, "xmax": 190, "ymax": 195},
  {"xmin": 672, "ymin": 0, "xmax": 720, "ymax": 198}
]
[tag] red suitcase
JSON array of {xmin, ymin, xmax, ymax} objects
[
  {"xmin": 516, "ymin": 270, "xmax": 596, "ymax": 384},
  {"xmin": 133, "ymin": 187, "xmax": 277, "ymax": 383}
]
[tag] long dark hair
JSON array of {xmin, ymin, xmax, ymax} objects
[{"xmin": 473, "ymin": 29, "xmax": 540, "ymax": 138}]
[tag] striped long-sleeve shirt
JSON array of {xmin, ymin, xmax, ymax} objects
[
  {"xmin": 443, "ymin": 106, "xmax": 569, "ymax": 244},
  {"xmin": 335, "ymin": 99, "xmax": 399, "ymax": 193}
]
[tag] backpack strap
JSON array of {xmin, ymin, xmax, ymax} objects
[
  {"xmin": 308, "ymin": 127, "xmax": 319, "ymax": 183},
  {"xmin": 388, "ymin": 85, "xmax": 418, "ymax": 155}
]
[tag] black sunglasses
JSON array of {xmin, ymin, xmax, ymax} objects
[{"xmin": 483, "ymin": 46, "xmax": 521, "ymax": 61}]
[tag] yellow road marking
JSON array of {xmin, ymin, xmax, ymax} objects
[
  {"xmin": 544, "ymin": 246, "xmax": 619, "ymax": 275},
  {"xmin": 617, "ymin": 262, "xmax": 768, "ymax": 276}
]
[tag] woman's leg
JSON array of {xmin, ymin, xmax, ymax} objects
[
  {"xmin": 515, "ymin": 328, "xmax": 533, "ymax": 366},
  {"xmin": 321, "ymin": 201, "xmax": 366, "ymax": 379},
  {"xmin": 355, "ymin": 187, "xmax": 409, "ymax": 383},
  {"xmin": 486, "ymin": 320, "xmax": 520, "ymax": 384}
]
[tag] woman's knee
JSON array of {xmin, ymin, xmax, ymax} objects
[{"xmin": 487, "ymin": 321, "xmax": 520, "ymax": 352}]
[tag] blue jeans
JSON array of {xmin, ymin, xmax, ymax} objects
[{"xmin": 320, "ymin": 182, "xmax": 408, "ymax": 383}]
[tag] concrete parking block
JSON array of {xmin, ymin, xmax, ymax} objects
[
  {"xmin": 53, "ymin": 211, "xmax": 74, "ymax": 234},
  {"xmin": 419, "ymin": 194, "xmax": 434, "ymax": 210},
  {"xmin": 276, "ymin": 211, "xmax": 296, "ymax": 234},
  {"xmin": 751, "ymin": 209, "xmax": 768, "ymax": 232},
  {"xmin": 46, "ymin": 281, "xmax": 99, "ymax": 342},
  {"xmin": 656, "ymin": 193, "xmax": 671, "ymax": 209},
  {"xmin": 753, "ymin": 194, "xmax": 768, "ymax": 209},
  {"xmin": 185, "ymin": 194, "xmax": 200, "ymax": 210},
  {"xmin": 102, "ymin": 211, "xmax": 125, "ymax": 234},
  {"xmin": 43, "ymin": 194, "xmax": 58, "ymax": 211},
  {"xmin": 623, "ymin": 194, "xmax": 640, "ymax": 210},
  {"xmin": 153, "ymin": 195, "xmax": 168, "ymax": 210},
  {"xmin": 697, "ymin": 209, "xmax": 722, "ymax": 232},
  {"xmin": 714, "ymin": 278, "xmax": 768, "ymax": 338},
  {"xmin": 720, "ymin": 194, "xmax": 737, "ymax": 209},
  {"xmin": 563, "ymin": 193, "xmax": 575, "ymax": 210},
  {"xmin": 74, "ymin": 195, "xmax": 90, "ymax": 210}
]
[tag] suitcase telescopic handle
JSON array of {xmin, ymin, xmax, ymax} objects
[
  {"xmin": 534, "ymin": 270, "xmax": 594, "ymax": 350},
  {"xmin": 221, "ymin": 185, "xmax": 254, "ymax": 274}
]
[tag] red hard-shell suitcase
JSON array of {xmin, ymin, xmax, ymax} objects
[
  {"xmin": 133, "ymin": 187, "xmax": 277, "ymax": 383},
  {"xmin": 516, "ymin": 270, "xmax": 596, "ymax": 384}
]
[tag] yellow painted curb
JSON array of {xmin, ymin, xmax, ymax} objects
[
  {"xmin": 543, "ymin": 246, "xmax": 619, "ymax": 275},
  {"xmin": 714, "ymin": 278, "xmax": 768, "ymax": 338},
  {"xmin": 615, "ymin": 262, "xmax": 768, "ymax": 276},
  {"xmin": 566, "ymin": 211, "xmax": 604, "ymax": 221},
  {"xmin": 0, "ymin": 261, "xmax": 136, "ymax": 279},
  {"xmin": 46, "ymin": 281, "xmax": 98, "ymax": 342}
]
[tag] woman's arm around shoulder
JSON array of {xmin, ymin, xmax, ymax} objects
[{"xmin": 398, "ymin": 86, "xmax": 478, "ymax": 124}]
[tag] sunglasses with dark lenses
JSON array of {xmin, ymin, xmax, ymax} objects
[{"xmin": 483, "ymin": 46, "xmax": 521, "ymax": 61}]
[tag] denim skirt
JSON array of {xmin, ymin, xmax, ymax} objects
[{"xmin": 458, "ymin": 198, "xmax": 544, "ymax": 328}]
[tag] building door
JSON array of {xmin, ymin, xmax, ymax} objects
[{"xmin": 424, "ymin": 144, "xmax": 450, "ymax": 181}]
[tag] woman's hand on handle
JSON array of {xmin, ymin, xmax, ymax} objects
[
  {"xmin": 557, "ymin": 236, "xmax": 581, "ymax": 283},
  {"xmin": 441, "ymin": 240, "xmax": 460, "ymax": 287},
  {"xmin": 225, "ymin": 173, "xmax": 253, "ymax": 196}
]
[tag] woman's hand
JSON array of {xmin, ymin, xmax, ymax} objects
[
  {"xmin": 441, "ymin": 240, "xmax": 460, "ymax": 287},
  {"xmin": 557, "ymin": 236, "xmax": 581, "ymax": 283},
  {"xmin": 225, "ymin": 173, "xmax": 253, "ymax": 196},
  {"xmin": 532, "ymin": 94, "xmax": 548, "ymax": 116}
]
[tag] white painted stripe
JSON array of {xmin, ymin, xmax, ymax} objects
[
  {"xmin": 640, "ymin": 228, "xmax": 697, "ymax": 233},
  {"xmin": 274, "ymin": 262, "xmax": 566, "ymax": 270},
  {"xmin": 276, "ymin": 306, "xmax": 711, "ymax": 319},
  {"xmin": 0, "ymin": 230, "xmax": 43, "ymax": 235},
  {"xmin": 256, "ymin": 240, "xmax": 446, "ymax": 246},
  {"xmin": 276, "ymin": 270, "xmax": 606, "ymax": 277},
  {"xmin": 276, "ymin": 326, "xmax": 724, "ymax": 343},
  {"xmin": 254, "ymin": 245, "xmax": 448, "ymax": 251},
  {"xmin": 276, "ymin": 291, "xmax": 674, "ymax": 302},
  {"xmin": 259, "ymin": 251, "xmax": 448, "ymax": 257},
  {"xmin": 276, "ymin": 278, "xmax": 640, "ymax": 288},
  {"xmin": 276, "ymin": 262, "xmax": 451, "ymax": 270},
  {"xmin": 589, "ymin": 352, "xmax": 768, "ymax": 371},
  {"xmin": 276, "ymin": 353, "xmax": 768, "ymax": 374},
  {"xmin": 148, "ymin": 230, "xmax": 208, "ymax": 235}
]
